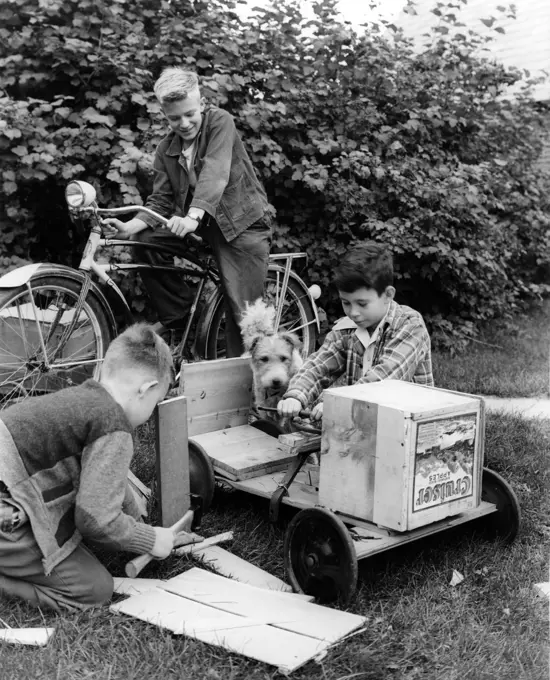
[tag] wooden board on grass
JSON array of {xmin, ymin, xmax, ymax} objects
[
  {"xmin": 162, "ymin": 567, "xmax": 366, "ymax": 643},
  {"xmin": 191, "ymin": 425, "xmax": 297, "ymax": 480},
  {"xmin": 113, "ymin": 577, "xmax": 167, "ymax": 596},
  {"xmin": 111, "ymin": 587, "xmax": 330, "ymax": 674},
  {"xmin": 110, "ymin": 568, "xmax": 367, "ymax": 674},
  {"xmin": 190, "ymin": 544, "xmax": 294, "ymax": 593}
]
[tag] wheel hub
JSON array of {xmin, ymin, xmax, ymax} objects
[{"xmin": 305, "ymin": 553, "xmax": 318, "ymax": 569}]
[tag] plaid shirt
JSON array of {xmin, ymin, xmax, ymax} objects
[{"xmin": 284, "ymin": 300, "xmax": 434, "ymax": 408}]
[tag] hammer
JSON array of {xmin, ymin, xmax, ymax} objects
[{"xmin": 124, "ymin": 509, "xmax": 203, "ymax": 578}]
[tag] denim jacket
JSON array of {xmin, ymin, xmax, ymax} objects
[{"xmin": 137, "ymin": 107, "xmax": 270, "ymax": 241}]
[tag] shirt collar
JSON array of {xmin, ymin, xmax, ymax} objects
[
  {"xmin": 166, "ymin": 111, "xmax": 208, "ymax": 157},
  {"xmin": 332, "ymin": 299, "xmax": 396, "ymax": 336}
]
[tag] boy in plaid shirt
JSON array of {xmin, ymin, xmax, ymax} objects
[{"xmin": 278, "ymin": 241, "xmax": 433, "ymax": 421}]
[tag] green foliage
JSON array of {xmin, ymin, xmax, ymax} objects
[{"xmin": 1, "ymin": 0, "xmax": 549, "ymax": 346}]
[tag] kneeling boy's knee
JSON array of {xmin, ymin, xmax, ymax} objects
[{"xmin": 78, "ymin": 570, "xmax": 114, "ymax": 606}]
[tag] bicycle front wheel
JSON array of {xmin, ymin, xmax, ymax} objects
[
  {"xmin": 198, "ymin": 267, "xmax": 318, "ymax": 360},
  {"xmin": 0, "ymin": 276, "xmax": 114, "ymax": 409}
]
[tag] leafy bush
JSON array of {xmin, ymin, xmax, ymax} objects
[{"xmin": 1, "ymin": 0, "xmax": 549, "ymax": 347}]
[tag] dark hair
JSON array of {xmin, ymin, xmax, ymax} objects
[
  {"xmin": 333, "ymin": 241, "xmax": 393, "ymax": 295},
  {"xmin": 102, "ymin": 323, "xmax": 174, "ymax": 383}
]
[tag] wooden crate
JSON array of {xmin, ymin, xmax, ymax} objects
[{"xmin": 319, "ymin": 380, "xmax": 484, "ymax": 532}]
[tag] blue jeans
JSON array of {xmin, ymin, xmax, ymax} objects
[
  {"xmin": 0, "ymin": 521, "xmax": 113, "ymax": 612},
  {"xmin": 132, "ymin": 216, "xmax": 272, "ymax": 357}
]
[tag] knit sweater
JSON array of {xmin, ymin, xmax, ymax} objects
[{"xmin": 0, "ymin": 380, "xmax": 156, "ymax": 575}]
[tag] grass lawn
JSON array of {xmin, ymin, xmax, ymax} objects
[
  {"xmin": 432, "ymin": 300, "xmax": 550, "ymax": 398},
  {"xmin": 1, "ymin": 307, "xmax": 549, "ymax": 679}
]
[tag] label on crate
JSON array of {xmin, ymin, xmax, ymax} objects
[{"xmin": 412, "ymin": 413, "xmax": 477, "ymax": 512}]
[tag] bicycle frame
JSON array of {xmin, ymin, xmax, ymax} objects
[{"xmin": 65, "ymin": 201, "xmax": 318, "ymax": 358}]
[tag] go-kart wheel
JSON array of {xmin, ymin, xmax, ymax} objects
[
  {"xmin": 250, "ymin": 418, "xmax": 285, "ymax": 438},
  {"xmin": 481, "ymin": 467, "xmax": 521, "ymax": 543},
  {"xmin": 284, "ymin": 507, "xmax": 358, "ymax": 605},
  {"xmin": 188, "ymin": 441, "xmax": 215, "ymax": 513}
]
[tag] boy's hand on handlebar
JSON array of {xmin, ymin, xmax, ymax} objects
[
  {"xmin": 166, "ymin": 216, "xmax": 199, "ymax": 239},
  {"xmin": 101, "ymin": 218, "xmax": 140, "ymax": 239},
  {"xmin": 277, "ymin": 397, "xmax": 303, "ymax": 418},
  {"xmin": 310, "ymin": 403, "xmax": 323, "ymax": 421}
]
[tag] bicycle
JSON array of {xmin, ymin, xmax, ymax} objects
[{"xmin": 0, "ymin": 180, "xmax": 321, "ymax": 408}]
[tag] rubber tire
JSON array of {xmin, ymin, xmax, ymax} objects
[
  {"xmin": 188, "ymin": 440, "xmax": 216, "ymax": 513},
  {"xmin": 197, "ymin": 268, "xmax": 318, "ymax": 360},
  {"xmin": 481, "ymin": 467, "xmax": 521, "ymax": 544},
  {"xmin": 0, "ymin": 276, "xmax": 114, "ymax": 408},
  {"xmin": 284, "ymin": 507, "xmax": 358, "ymax": 605}
]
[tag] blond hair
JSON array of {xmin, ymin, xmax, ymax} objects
[
  {"xmin": 102, "ymin": 323, "xmax": 174, "ymax": 384},
  {"xmin": 154, "ymin": 68, "xmax": 200, "ymax": 104}
]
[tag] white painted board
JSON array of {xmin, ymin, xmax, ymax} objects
[
  {"xmin": 110, "ymin": 588, "xmax": 330, "ymax": 674},
  {"xmin": 190, "ymin": 544, "xmax": 293, "ymax": 592},
  {"xmin": 162, "ymin": 567, "xmax": 366, "ymax": 643}
]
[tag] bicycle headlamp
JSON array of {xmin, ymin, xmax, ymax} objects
[{"xmin": 65, "ymin": 181, "xmax": 97, "ymax": 208}]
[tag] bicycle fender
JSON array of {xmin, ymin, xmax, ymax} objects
[
  {"xmin": 0, "ymin": 263, "xmax": 131, "ymax": 334},
  {"xmin": 0, "ymin": 263, "xmax": 44, "ymax": 288},
  {"xmin": 269, "ymin": 265, "xmax": 321, "ymax": 332}
]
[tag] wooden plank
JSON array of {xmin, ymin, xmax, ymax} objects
[
  {"xmin": 189, "ymin": 544, "xmax": 294, "ymax": 593},
  {"xmin": 371, "ymin": 404, "xmax": 409, "ymax": 530},
  {"xmin": 162, "ymin": 567, "xmax": 367, "ymax": 643},
  {"xmin": 319, "ymin": 389, "xmax": 378, "ymax": 521},
  {"xmin": 110, "ymin": 589, "xmax": 330, "ymax": 674},
  {"xmin": 113, "ymin": 577, "xmax": 166, "ymax": 596},
  {"xmin": 179, "ymin": 358, "xmax": 253, "ymax": 436},
  {"xmin": 173, "ymin": 531, "xmax": 233, "ymax": 556},
  {"xmin": 327, "ymin": 380, "xmax": 480, "ymax": 419},
  {"xmin": 126, "ymin": 471, "xmax": 149, "ymax": 518},
  {"xmin": 224, "ymin": 471, "xmax": 319, "ymax": 510},
  {"xmin": 192, "ymin": 425, "xmax": 296, "ymax": 479},
  {"xmin": 187, "ymin": 411, "xmax": 249, "ymax": 437},
  {"xmin": 127, "ymin": 470, "xmax": 151, "ymax": 499},
  {"xmin": 354, "ymin": 501, "xmax": 497, "ymax": 559},
  {"xmin": 155, "ymin": 395, "xmax": 190, "ymax": 526}
]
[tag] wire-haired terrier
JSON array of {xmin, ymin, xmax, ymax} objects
[{"xmin": 240, "ymin": 298, "xmax": 304, "ymax": 431}]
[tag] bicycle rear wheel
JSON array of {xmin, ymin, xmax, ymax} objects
[
  {"xmin": 0, "ymin": 276, "xmax": 114, "ymax": 409},
  {"xmin": 197, "ymin": 267, "xmax": 318, "ymax": 360}
]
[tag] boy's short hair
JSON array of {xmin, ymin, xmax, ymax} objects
[
  {"xmin": 102, "ymin": 323, "xmax": 174, "ymax": 384},
  {"xmin": 333, "ymin": 241, "xmax": 393, "ymax": 295},
  {"xmin": 154, "ymin": 68, "xmax": 200, "ymax": 104}
]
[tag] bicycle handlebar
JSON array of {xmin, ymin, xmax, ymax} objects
[{"xmin": 96, "ymin": 206, "xmax": 203, "ymax": 244}]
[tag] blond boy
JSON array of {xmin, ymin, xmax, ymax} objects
[{"xmin": 0, "ymin": 324, "xmax": 189, "ymax": 611}]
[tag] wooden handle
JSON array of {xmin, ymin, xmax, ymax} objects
[
  {"xmin": 124, "ymin": 509, "xmax": 195, "ymax": 578},
  {"xmin": 125, "ymin": 553, "xmax": 153, "ymax": 579}
]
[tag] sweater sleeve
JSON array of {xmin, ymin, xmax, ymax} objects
[{"xmin": 75, "ymin": 431, "xmax": 156, "ymax": 554}]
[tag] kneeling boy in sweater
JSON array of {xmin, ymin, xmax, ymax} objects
[
  {"xmin": 278, "ymin": 241, "xmax": 434, "ymax": 421},
  {"xmin": 0, "ymin": 323, "xmax": 187, "ymax": 611}
]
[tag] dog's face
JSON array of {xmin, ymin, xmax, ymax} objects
[{"xmin": 250, "ymin": 333, "xmax": 303, "ymax": 392}]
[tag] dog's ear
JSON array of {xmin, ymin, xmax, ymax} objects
[
  {"xmin": 246, "ymin": 335, "xmax": 262, "ymax": 355},
  {"xmin": 280, "ymin": 332, "xmax": 302, "ymax": 352}
]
